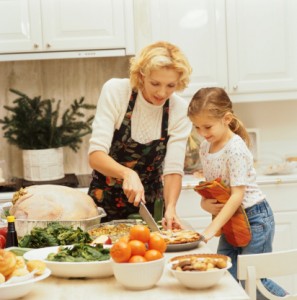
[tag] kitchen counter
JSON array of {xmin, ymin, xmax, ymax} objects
[
  {"xmin": 1, "ymin": 172, "xmax": 297, "ymax": 203},
  {"xmin": 20, "ymin": 242, "xmax": 249, "ymax": 300}
]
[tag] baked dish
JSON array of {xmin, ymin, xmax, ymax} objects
[{"xmin": 158, "ymin": 229, "xmax": 201, "ymax": 245}]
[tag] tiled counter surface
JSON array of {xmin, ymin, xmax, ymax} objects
[{"xmin": 20, "ymin": 242, "xmax": 249, "ymax": 300}]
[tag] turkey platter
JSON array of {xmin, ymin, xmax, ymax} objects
[{"xmin": 9, "ymin": 185, "xmax": 99, "ymax": 221}]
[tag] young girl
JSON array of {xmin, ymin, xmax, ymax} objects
[{"xmin": 187, "ymin": 87, "xmax": 287, "ymax": 299}]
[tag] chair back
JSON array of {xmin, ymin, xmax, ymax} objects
[{"xmin": 237, "ymin": 249, "xmax": 297, "ymax": 300}]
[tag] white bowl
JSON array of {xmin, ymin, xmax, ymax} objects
[
  {"xmin": 168, "ymin": 256, "xmax": 232, "ymax": 289},
  {"xmin": 0, "ymin": 268, "xmax": 51, "ymax": 300},
  {"xmin": 112, "ymin": 257, "xmax": 165, "ymax": 290},
  {"xmin": 24, "ymin": 246, "xmax": 113, "ymax": 278}
]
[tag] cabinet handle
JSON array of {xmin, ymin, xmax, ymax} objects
[
  {"xmin": 46, "ymin": 43, "xmax": 51, "ymax": 48},
  {"xmin": 33, "ymin": 44, "xmax": 39, "ymax": 49},
  {"xmin": 233, "ymin": 85, "xmax": 238, "ymax": 90}
]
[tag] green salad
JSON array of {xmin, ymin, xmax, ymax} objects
[{"xmin": 47, "ymin": 244, "xmax": 110, "ymax": 262}]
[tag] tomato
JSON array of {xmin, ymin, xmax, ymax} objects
[
  {"xmin": 148, "ymin": 233, "xmax": 167, "ymax": 253},
  {"xmin": 0, "ymin": 227, "xmax": 7, "ymax": 239},
  {"xmin": 110, "ymin": 241, "xmax": 132, "ymax": 263},
  {"xmin": 128, "ymin": 240, "xmax": 147, "ymax": 256},
  {"xmin": 0, "ymin": 234, "xmax": 6, "ymax": 249},
  {"xmin": 144, "ymin": 249, "xmax": 163, "ymax": 261},
  {"xmin": 128, "ymin": 255, "xmax": 147, "ymax": 263},
  {"xmin": 129, "ymin": 225, "xmax": 150, "ymax": 243}
]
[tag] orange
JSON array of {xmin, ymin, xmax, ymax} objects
[
  {"xmin": 144, "ymin": 249, "xmax": 163, "ymax": 261},
  {"xmin": 148, "ymin": 233, "xmax": 167, "ymax": 253},
  {"xmin": 128, "ymin": 255, "xmax": 147, "ymax": 263},
  {"xmin": 128, "ymin": 240, "xmax": 147, "ymax": 256},
  {"xmin": 110, "ymin": 241, "xmax": 132, "ymax": 263},
  {"xmin": 129, "ymin": 224, "xmax": 150, "ymax": 243}
]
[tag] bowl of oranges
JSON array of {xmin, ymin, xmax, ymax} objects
[{"xmin": 110, "ymin": 224, "xmax": 166, "ymax": 290}]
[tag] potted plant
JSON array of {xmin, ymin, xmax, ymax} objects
[{"xmin": 0, "ymin": 88, "xmax": 96, "ymax": 181}]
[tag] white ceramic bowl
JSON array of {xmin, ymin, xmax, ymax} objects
[
  {"xmin": 0, "ymin": 269, "xmax": 51, "ymax": 300},
  {"xmin": 112, "ymin": 257, "xmax": 165, "ymax": 290},
  {"xmin": 24, "ymin": 246, "xmax": 113, "ymax": 278},
  {"xmin": 168, "ymin": 256, "xmax": 232, "ymax": 289}
]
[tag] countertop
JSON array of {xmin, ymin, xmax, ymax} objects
[
  {"xmin": 20, "ymin": 242, "xmax": 249, "ymax": 300},
  {"xmin": 1, "ymin": 173, "xmax": 297, "ymax": 203}
]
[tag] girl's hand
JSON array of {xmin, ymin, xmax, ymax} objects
[
  {"xmin": 122, "ymin": 169, "xmax": 145, "ymax": 206},
  {"xmin": 201, "ymin": 198, "xmax": 224, "ymax": 215}
]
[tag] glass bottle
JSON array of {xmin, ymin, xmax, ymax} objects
[{"xmin": 5, "ymin": 215, "xmax": 18, "ymax": 248}]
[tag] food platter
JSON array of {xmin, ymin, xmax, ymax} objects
[
  {"xmin": 24, "ymin": 246, "xmax": 113, "ymax": 278},
  {"xmin": 166, "ymin": 240, "xmax": 200, "ymax": 252},
  {"xmin": 87, "ymin": 219, "xmax": 142, "ymax": 243},
  {"xmin": 157, "ymin": 229, "xmax": 202, "ymax": 252},
  {"xmin": 0, "ymin": 268, "xmax": 51, "ymax": 300}
]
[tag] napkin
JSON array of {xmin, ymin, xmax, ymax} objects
[{"xmin": 194, "ymin": 178, "xmax": 251, "ymax": 247}]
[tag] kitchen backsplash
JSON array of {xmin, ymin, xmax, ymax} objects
[{"xmin": 1, "ymin": 57, "xmax": 297, "ymax": 178}]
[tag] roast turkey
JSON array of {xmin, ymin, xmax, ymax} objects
[{"xmin": 9, "ymin": 185, "xmax": 99, "ymax": 221}]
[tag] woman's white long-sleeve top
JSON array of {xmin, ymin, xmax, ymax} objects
[{"xmin": 88, "ymin": 78, "xmax": 192, "ymax": 176}]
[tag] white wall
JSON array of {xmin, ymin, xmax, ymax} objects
[{"xmin": 233, "ymin": 100, "xmax": 297, "ymax": 165}]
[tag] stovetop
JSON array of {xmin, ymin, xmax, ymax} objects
[{"xmin": 0, "ymin": 174, "xmax": 92, "ymax": 193}]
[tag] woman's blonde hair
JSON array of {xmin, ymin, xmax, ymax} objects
[
  {"xmin": 188, "ymin": 87, "xmax": 251, "ymax": 147},
  {"xmin": 129, "ymin": 41, "xmax": 192, "ymax": 91}
]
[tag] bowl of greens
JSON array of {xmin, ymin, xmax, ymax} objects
[{"xmin": 24, "ymin": 244, "xmax": 113, "ymax": 278}]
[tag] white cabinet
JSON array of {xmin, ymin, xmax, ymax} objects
[
  {"xmin": 140, "ymin": 0, "xmax": 297, "ymax": 102},
  {"xmin": 177, "ymin": 181, "xmax": 297, "ymax": 293},
  {"xmin": 0, "ymin": 0, "xmax": 134, "ymax": 60}
]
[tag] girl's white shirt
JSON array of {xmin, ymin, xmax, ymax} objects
[
  {"xmin": 88, "ymin": 78, "xmax": 192, "ymax": 176},
  {"xmin": 199, "ymin": 134, "xmax": 265, "ymax": 208}
]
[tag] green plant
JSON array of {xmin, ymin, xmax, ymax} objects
[{"xmin": 0, "ymin": 88, "xmax": 96, "ymax": 152}]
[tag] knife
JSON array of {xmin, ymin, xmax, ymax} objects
[{"xmin": 139, "ymin": 202, "xmax": 161, "ymax": 232}]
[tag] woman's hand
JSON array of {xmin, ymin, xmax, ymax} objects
[
  {"xmin": 161, "ymin": 206, "xmax": 183, "ymax": 230},
  {"xmin": 201, "ymin": 198, "xmax": 224, "ymax": 215},
  {"xmin": 122, "ymin": 169, "xmax": 145, "ymax": 206}
]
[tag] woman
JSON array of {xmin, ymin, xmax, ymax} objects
[{"xmin": 88, "ymin": 41, "xmax": 192, "ymax": 229}]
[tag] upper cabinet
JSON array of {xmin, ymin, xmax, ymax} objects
[
  {"xmin": 0, "ymin": 0, "xmax": 135, "ymax": 60},
  {"xmin": 138, "ymin": 0, "xmax": 297, "ymax": 102}
]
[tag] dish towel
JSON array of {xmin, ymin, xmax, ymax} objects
[{"xmin": 194, "ymin": 178, "xmax": 251, "ymax": 247}]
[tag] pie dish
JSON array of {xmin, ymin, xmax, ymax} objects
[{"xmin": 157, "ymin": 229, "xmax": 202, "ymax": 252}]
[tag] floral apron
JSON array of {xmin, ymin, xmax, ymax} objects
[{"xmin": 88, "ymin": 91, "xmax": 170, "ymax": 221}]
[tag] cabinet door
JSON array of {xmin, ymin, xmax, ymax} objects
[
  {"xmin": 0, "ymin": 0, "xmax": 42, "ymax": 53},
  {"xmin": 226, "ymin": 0, "xmax": 297, "ymax": 101},
  {"xmin": 41, "ymin": 0, "xmax": 128, "ymax": 51},
  {"xmin": 149, "ymin": 0, "xmax": 228, "ymax": 99}
]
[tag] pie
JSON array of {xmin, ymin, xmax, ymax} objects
[{"xmin": 157, "ymin": 229, "xmax": 201, "ymax": 245}]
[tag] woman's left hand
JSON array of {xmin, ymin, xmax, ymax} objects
[{"xmin": 161, "ymin": 208, "xmax": 183, "ymax": 230}]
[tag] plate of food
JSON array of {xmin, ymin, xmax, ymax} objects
[
  {"xmin": 167, "ymin": 253, "xmax": 232, "ymax": 289},
  {"xmin": 23, "ymin": 244, "xmax": 113, "ymax": 278},
  {"xmin": 88, "ymin": 219, "xmax": 144, "ymax": 244},
  {"xmin": 157, "ymin": 229, "xmax": 202, "ymax": 252}
]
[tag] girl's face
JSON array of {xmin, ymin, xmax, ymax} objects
[
  {"xmin": 190, "ymin": 113, "xmax": 232, "ymax": 146},
  {"xmin": 141, "ymin": 68, "xmax": 179, "ymax": 106}
]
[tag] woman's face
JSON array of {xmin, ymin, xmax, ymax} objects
[{"xmin": 141, "ymin": 68, "xmax": 179, "ymax": 106}]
